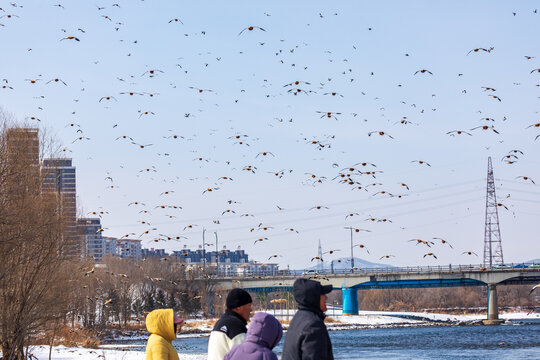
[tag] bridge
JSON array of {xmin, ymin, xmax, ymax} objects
[{"xmin": 211, "ymin": 263, "xmax": 540, "ymax": 325}]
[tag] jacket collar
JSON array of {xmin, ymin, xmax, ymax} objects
[
  {"xmin": 297, "ymin": 304, "xmax": 326, "ymax": 320},
  {"xmin": 225, "ymin": 308, "xmax": 248, "ymax": 325}
]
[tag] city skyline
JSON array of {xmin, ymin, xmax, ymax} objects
[{"xmin": 1, "ymin": 1, "xmax": 539, "ymax": 268}]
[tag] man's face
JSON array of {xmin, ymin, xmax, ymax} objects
[
  {"xmin": 234, "ymin": 302, "xmax": 253, "ymax": 321},
  {"xmin": 320, "ymin": 294, "xmax": 328, "ymax": 312}
]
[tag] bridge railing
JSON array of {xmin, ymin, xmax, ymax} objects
[{"xmin": 214, "ymin": 263, "xmax": 539, "ymax": 279}]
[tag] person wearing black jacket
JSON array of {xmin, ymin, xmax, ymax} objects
[
  {"xmin": 208, "ymin": 288, "xmax": 253, "ymax": 360},
  {"xmin": 282, "ymin": 278, "xmax": 334, "ymax": 360}
]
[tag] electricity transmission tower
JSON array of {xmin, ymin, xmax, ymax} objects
[{"xmin": 483, "ymin": 157, "xmax": 504, "ymax": 267}]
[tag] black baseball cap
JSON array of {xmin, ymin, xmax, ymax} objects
[{"xmin": 321, "ymin": 284, "xmax": 333, "ymax": 294}]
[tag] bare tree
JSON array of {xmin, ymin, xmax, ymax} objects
[{"xmin": 0, "ymin": 117, "xmax": 76, "ymax": 360}]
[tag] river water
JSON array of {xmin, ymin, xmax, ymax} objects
[{"xmin": 111, "ymin": 319, "xmax": 540, "ymax": 359}]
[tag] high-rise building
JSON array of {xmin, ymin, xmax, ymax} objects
[
  {"xmin": 5, "ymin": 128, "xmax": 40, "ymax": 196},
  {"xmin": 103, "ymin": 236, "xmax": 118, "ymax": 257},
  {"xmin": 6, "ymin": 128, "xmax": 39, "ymax": 166},
  {"xmin": 43, "ymin": 158, "xmax": 79, "ymax": 257},
  {"xmin": 77, "ymin": 218, "xmax": 104, "ymax": 261},
  {"xmin": 116, "ymin": 239, "xmax": 142, "ymax": 261}
]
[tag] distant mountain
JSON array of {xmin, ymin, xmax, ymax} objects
[
  {"xmin": 525, "ymin": 258, "xmax": 540, "ymax": 264},
  {"xmin": 304, "ymin": 257, "xmax": 393, "ymax": 271}
]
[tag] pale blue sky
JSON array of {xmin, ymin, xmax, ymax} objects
[{"xmin": 1, "ymin": 0, "xmax": 539, "ymax": 268}]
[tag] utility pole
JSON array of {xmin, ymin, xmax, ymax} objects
[
  {"xmin": 202, "ymin": 228, "xmax": 206, "ymax": 273},
  {"xmin": 483, "ymin": 157, "xmax": 504, "ymax": 268},
  {"xmin": 344, "ymin": 227, "xmax": 354, "ymax": 272},
  {"xmin": 214, "ymin": 232, "xmax": 219, "ymax": 276}
]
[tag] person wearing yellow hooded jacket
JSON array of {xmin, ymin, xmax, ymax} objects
[{"xmin": 145, "ymin": 308, "xmax": 184, "ymax": 360}]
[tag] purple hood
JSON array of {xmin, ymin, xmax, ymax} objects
[
  {"xmin": 224, "ymin": 312, "xmax": 283, "ymax": 360},
  {"xmin": 246, "ymin": 312, "xmax": 283, "ymax": 349}
]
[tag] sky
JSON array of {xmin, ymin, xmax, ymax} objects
[{"xmin": 1, "ymin": 0, "xmax": 539, "ymax": 269}]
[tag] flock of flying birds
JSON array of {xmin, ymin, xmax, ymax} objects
[{"xmin": 1, "ymin": 2, "xmax": 539, "ymax": 273}]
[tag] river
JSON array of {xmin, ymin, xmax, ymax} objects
[{"xmin": 108, "ymin": 318, "xmax": 540, "ymax": 359}]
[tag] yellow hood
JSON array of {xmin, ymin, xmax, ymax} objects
[{"xmin": 146, "ymin": 309, "xmax": 176, "ymax": 342}]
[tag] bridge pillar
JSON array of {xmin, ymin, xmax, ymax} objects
[
  {"xmin": 483, "ymin": 284, "xmax": 503, "ymax": 325},
  {"xmin": 342, "ymin": 288, "xmax": 358, "ymax": 315}
]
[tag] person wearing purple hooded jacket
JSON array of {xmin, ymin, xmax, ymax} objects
[{"xmin": 223, "ymin": 312, "xmax": 283, "ymax": 360}]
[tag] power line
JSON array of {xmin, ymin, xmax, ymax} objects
[{"xmin": 105, "ymin": 182, "xmax": 485, "ymax": 230}]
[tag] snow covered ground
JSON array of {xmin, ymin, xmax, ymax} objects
[
  {"xmin": 25, "ymin": 345, "xmax": 205, "ymax": 360},
  {"xmin": 9, "ymin": 310, "xmax": 539, "ymax": 359}
]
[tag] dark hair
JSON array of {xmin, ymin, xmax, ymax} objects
[{"xmin": 174, "ymin": 323, "xmax": 178, "ymax": 333}]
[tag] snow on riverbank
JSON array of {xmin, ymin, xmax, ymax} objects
[
  {"xmin": 23, "ymin": 345, "xmax": 206, "ymax": 360},
  {"xmin": 325, "ymin": 310, "xmax": 540, "ymax": 328}
]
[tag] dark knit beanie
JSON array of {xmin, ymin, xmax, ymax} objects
[{"xmin": 226, "ymin": 288, "xmax": 252, "ymax": 309}]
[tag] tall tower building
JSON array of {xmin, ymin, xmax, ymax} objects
[
  {"xmin": 6, "ymin": 128, "xmax": 39, "ymax": 165},
  {"xmin": 5, "ymin": 128, "xmax": 40, "ymax": 196},
  {"xmin": 42, "ymin": 158, "xmax": 79, "ymax": 257},
  {"xmin": 317, "ymin": 239, "xmax": 324, "ymax": 272}
]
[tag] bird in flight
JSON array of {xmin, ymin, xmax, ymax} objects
[
  {"xmin": 323, "ymin": 92, "xmax": 344, "ymax": 97},
  {"xmin": 323, "ymin": 249, "xmax": 340, "ymax": 255},
  {"xmin": 254, "ymin": 237, "xmax": 268, "ymax": 245},
  {"xmin": 309, "ymin": 205, "xmax": 329, "ymax": 210},
  {"xmin": 354, "ymin": 244, "xmax": 370, "ymax": 254},
  {"xmin": 368, "ymin": 131, "xmax": 394, "ymax": 139},
  {"xmin": 409, "ymin": 239, "xmax": 432, "ymax": 247},
  {"xmin": 189, "ymin": 86, "xmax": 214, "ymax": 93},
  {"xmin": 46, "ymin": 78, "xmax": 67, "ymax": 85},
  {"xmin": 496, "ymin": 202, "xmax": 508, "ymax": 210},
  {"xmin": 238, "ymin": 26, "xmax": 266, "ymax": 35},
  {"xmin": 345, "ymin": 212, "xmax": 360, "ymax": 220},
  {"xmin": 470, "ymin": 125, "xmax": 499, "ymax": 134},
  {"xmin": 256, "ymin": 151, "xmax": 275, "ymax": 158},
  {"xmin": 316, "ymin": 111, "xmax": 342, "ymax": 120},
  {"xmin": 411, "ymin": 160, "xmax": 431, "ymax": 167},
  {"xmin": 414, "ymin": 69, "xmax": 433, "ymax": 75},
  {"xmin": 284, "ymin": 80, "xmax": 311, "ymax": 87},
  {"xmin": 467, "ymin": 47, "xmax": 493, "ymax": 55},
  {"xmin": 142, "ymin": 69, "xmax": 164, "ymax": 77},
  {"xmin": 515, "ymin": 176, "xmax": 535, "ymax": 184},
  {"xmin": 433, "ymin": 237, "xmax": 453, "ymax": 248},
  {"xmin": 99, "ymin": 96, "xmax": 117, "ymax": 102},
  {"xmin": 72, "ymin": 136, "xmax": 90, "ymax": 143},
  {"xmin": 202, "ymin": 187, "xmax": 220, "ymax": 194},
  {"xmin": 60, "ymin": 35, "xmax": 80, "ymax": 41},
  {"xmin": 447, "ymin": 130, "xmax": 472, "ymax": 136},
  {"xmin": 461, "ymin": 251, "xmax": 478, "ymax": 256}
]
